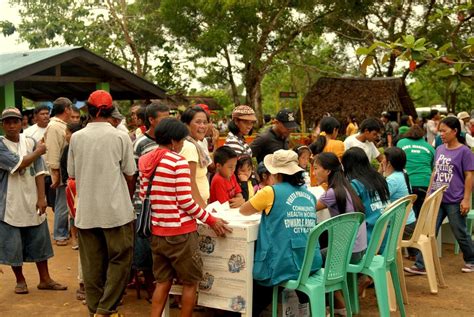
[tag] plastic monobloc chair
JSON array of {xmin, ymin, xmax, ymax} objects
[
  {"xmin": 400, "ymin": 186, "xmax": 447, "ymax": 294},
  {"xmin": 271, "ymin": 212, "xmax": 364, "ymax": 317},
  {"xmin": 347, "ymin": 197, "xmax": 412, "ymax": 317}
]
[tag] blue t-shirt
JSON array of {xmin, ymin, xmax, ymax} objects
[
  {"xmin": 350, "ymin": 179, "xmax": 389, "ymax": 243},
  {"xmin": 386, "ymin": 171, "xmax": 416, "ymax": 225}
]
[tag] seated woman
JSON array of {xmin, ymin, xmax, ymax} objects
[
  {"xmin": 381, "ymin": 147, "xmax": 417, "ymax": 258},
  {"xmin": 240, "ymin": 150, "xmax": 322, "ymax": 316}
]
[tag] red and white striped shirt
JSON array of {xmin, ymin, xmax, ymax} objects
[{"xmin": 139, "ymin": 150, "xmax": 216, "ymax": 236}]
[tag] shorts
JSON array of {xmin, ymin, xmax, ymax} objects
[
  {"xmin": 0, "ymin": 219, "xmax": 54, "ymax": 266},
  {"xmin": 151, "ymin": 231, "xmax": 203, "ymax": 284}
]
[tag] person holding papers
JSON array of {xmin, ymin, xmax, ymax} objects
[
  {"xmin": 209, "ymin": 146, "xmax": 245, "ymax": 207},
  {"xmin": 240, "ymin": 149, "xmax": 322, "ymax": 316}
]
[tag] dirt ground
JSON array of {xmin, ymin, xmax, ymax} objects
[{"xmin": 1, "ymin": 211, "xmax": 473, "ymax": 316}]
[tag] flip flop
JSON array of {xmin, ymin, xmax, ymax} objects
[
  {"xmin": 37, "ymin": 281, "xmax": 68, "ymax": 291},
  {"xmin": 15, "ymin": 282, "xmax": 29, "ymax": 294}
]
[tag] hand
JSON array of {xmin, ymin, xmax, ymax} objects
[
  {"xmin": 51, "ymin": 170, "xmax": 60, "ymax": 189},
  {"xmin": 36, "ymin": 197, "xmax": 47, "ymax": 216},
  {"xmin": 36, "ymin": 141, "xmax": 47, "ymax": 155},
  {"xmin": 229, "ymin": 196, "xmax": 245, "ymax": 208},
  {"xmin": 237, "ymin": 173, "xmax": 250, "ymax": 182},
  {"xmin": 460, "ymin": 198, "xmax": 470, "ymax": 216},
  {"xmin": 210, "ymin": 218, "xmax": 233, "ymax": 237}
]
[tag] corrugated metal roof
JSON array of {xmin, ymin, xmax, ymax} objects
[{"xmin": 0, "ymin": 47, "xmax": 79, "ymax": 76}]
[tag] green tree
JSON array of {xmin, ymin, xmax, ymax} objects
[
  {"xmin": 158, "ymin": 0, "xmax": 369, "ymax": 125},
  {"xmin": 2, "ymin": 0, "xmax": 188, "ymax": 91}
]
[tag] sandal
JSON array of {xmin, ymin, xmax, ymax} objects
[
  {"xmin": 37, "ymin": 281, "xmax": 68, "ymax": 291},
  {"xmin": 15, "ymin": 282, "xmax": 29, "ymax": 294},
  {"xmin": 76, "ymin": 288, "xmax": 86, "ymax": 300}
]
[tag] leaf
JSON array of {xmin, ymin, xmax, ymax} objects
[
  {"xmin": 381, "ymin": 53, "xmax": 390, "ymax": 64},
  {"xmin": 403, "ymin": 35, "xmax": 415, "ymax": 45},
  {"xmin": 436, "ymin": 68, "xmax": 455, "ymax": 77},
  {"xmin": 374, "ymin": 41, "xmax": 390, "ymax": 49},
  {"xmin": 438, "ymin": 43, "xmax": 451, "ymax": 52},
  {"xmin": 360, "ymin": 55, "xmax": 374, "ymax": 75},
  {"xmin": 356, "ymin": 47, "xmax": 370, "ymax": 55},
  {"xmin": 468, "ymin": 37, "xmax": 474, "ymax": 45},
  {"xmin": 414, "ymin": 38, "xmax": 426, "ymax": 48}
]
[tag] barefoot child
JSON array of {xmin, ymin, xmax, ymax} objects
[{"xmin": 209, "ymin": 146, "xmax": 245, "ymax": 208}]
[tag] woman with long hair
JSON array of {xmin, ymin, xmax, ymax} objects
[
  {"xmin": 180, "ymin": 107, "xmax": 212, "ymax": 206},
  {"xmin": 405, "ymin": 116, "xmax": 474, "ymax": 274},
  {"xmin": 240, "ymin": 150, "xmax": 322, "ymax": 316},
  {"xmin": 309, "ymin": 116, "xmax": 345, "ymax": 186},
  {"xmin": 342, "ymin": 147, "xmax": 390, "ymax": 243},
  {"xmin": 346, "ymin": 115, "xmax": 358, "ymax": 136},
  {"xmin": 313, "ymin": 151, "xmax": 367, "ymax": 315}
]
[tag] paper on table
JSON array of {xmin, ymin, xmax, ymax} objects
[
  {"xmin": 205, "ymin": 200, "xmax": 230, "ymax": 214},
  {"xmin": 205, "ymin": 201, "xmax": 260, "ymax": 222}
]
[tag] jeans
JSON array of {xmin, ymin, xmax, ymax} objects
[
  {"xmin": 414, "ymin": 202, "xmax": 474, "ymax": 268},
  {"xmin": 411, "ymin": 187, "xmax": 428, "ymax": 219},
  {"xmin": 53, "ymin": 185, "xmax": 69, "ymax": 241}
]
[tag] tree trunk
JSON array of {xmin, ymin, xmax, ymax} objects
[
  {"xmin": 223, "ymin": 47, "xmax": 240, "ymax": 106},
  {"xmin": 244, "ymin": 69, "xmax": 264, "ymax": 128},
  {"xmin": 449, "ymin": 91, "xmax": 457, "ymax": 114}
]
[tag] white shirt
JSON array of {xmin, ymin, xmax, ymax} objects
[
  {"xmin": 343, "ymin": 133, "xmax": 380, "ymax": 162},
  {"xmin": 23, "ymin": 124, "xmax": 47, "ymax": 142}
]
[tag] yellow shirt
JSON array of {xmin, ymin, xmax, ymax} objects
[
  {"xmin": 346, "ymin": 122, "xmax": 358, "ymax": 136},
  {"xmin": 310, "ymin": 139, "xmax": 345, "ymax": 186},
  {"xmin": 249, "ymin": 186, "xmax": 274, "ymax": 215},
  {"xmin": 180, "ymin": 140, "xmax": 210, "ymax": 202}
]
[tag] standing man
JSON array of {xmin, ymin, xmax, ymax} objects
[
  {"xmin": 380, "ymin": 112, "xmax": 397, "ymax": 148},
  {"xmin": 68, "ymin": 90, "xmax": 136, "ymax": 317},
  {"xmin": 251, "ymin": 108, "xmax": 298, "ymax": 163},
  {"xmin": 0, "ymin": 107, "xmax": 67, "ymax": 294},
  {"xmin": 44, "ymin": 97, "xmax": 72, "ymax": 246},
  {"xmin": 344, "ymin": 117, "xmax": 383, "ymax": 163},
  {"xmin": 24, "ymin": 105, "xmax": 50, "ymax": 142}
]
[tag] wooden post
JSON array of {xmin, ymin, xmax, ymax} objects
[
  {"xmin": 299, "ymin": 95, "xmax": 305, "ymax": 133},
  {"xmin": 0, "ymin": 82, "xmax": 15, "ymax": 112},
  {"xmin": 96, "ymin": 82, "xmax": 110, "ymax": 92}
]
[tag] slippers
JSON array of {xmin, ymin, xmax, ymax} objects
[
  {"xmin": 37, "ymin": 281, "xmax": 68, "ymax": 291},
  {"xmin": 15, "ymin": 282, "xmax": 29, "ymax": 294},
  {"xmin": 56, "ymin": 240, "xmax": 68, "ymax": 246},
  {"xmin": 76, "ymin": 288, "xmax": 86, "ymax": 300}
]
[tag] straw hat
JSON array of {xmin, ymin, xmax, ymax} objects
[{"xmin": 264, "ymin": 150, "xmax": 303, "ymax": 175}]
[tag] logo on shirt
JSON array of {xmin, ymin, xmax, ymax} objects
[{"xmin": 434, "ymin": 154, "xmax": 454, "ymax": 184}]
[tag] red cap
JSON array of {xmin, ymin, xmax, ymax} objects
[
  {"xmin": 87, "ymin": 90, "xmax": 113, "ymax": 109},
  {"xmin": 195, "ymin": 103, "xmax": 210, "ymax": 115}
]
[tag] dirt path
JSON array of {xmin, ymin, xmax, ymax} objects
[{"xmin": 1, "ymin": 212, "xmax": 473, "ymax": 316}]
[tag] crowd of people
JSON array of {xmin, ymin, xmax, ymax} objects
[{"xmin": 1, "ymin": 92, "xmax": 473, "ymax": 317}]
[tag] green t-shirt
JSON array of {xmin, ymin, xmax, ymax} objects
[
  {"xmin": 396, "ymin": 138, "xmax": 435, "ymax": 187},
  {"xmin": 398, "ymin": 125, "xmax": 410, "ymax": 136}
]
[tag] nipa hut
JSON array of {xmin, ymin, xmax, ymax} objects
[
  {"xmin": 302, "ymin": 77, "xmax": 416, "ymax": 129},
  {"xmin": 151, "ymin": 94, "xmax": 223, "ymax": 112}
]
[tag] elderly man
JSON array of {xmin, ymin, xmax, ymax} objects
[
  {"xmin": 251, "ymin": 108, "xmax": 298, "ymax": 163},
  {"xmin": 0, "ymin": 107, "xmax": 67, "ymax": 294},
  {"xmin": 44, "ymin": 97, "xmax": 72, "ymax": 246},
  {"xmin": 68, "ymin": 90, "xmax": 136, "ymax": 316}
]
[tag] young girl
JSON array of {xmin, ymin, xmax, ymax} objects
[
  {"xmin": 294, "ymin": 145, "xmax": 311, "ymax": 187},
  {"xmin": 235, "ymin": 156, "xmax": 257, "ymax": 201},
  {"xmin": 382, "ymin": 147, "xmax": 417, "ymax": 258},
  {"xmin": 254, "ymin": 161, "xmax": 274, "ymax": 193},
  {"xmin": 406, "ymin": 116, "xmax": 474, "ymax": 274},
  {"xmin": 342, "ymin": 147, "xmax": 390, "ymax": 244}
]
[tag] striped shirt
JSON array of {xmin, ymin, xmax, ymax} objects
[
  {"xmin": 224, "ymin": 131, "xmax": 252, "ymax": 157},
  {"xmin": 139, "ymin": 150, "xmax": 216, "ymax": 236}
]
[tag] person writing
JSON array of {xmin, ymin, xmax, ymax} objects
[{"xmin": 240, "ymin": 149, "xmax": 322, "ymax": 316}]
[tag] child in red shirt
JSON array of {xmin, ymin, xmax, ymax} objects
[{"xmin": 209, "ymin": 146, "xmax": 245, "ymax": 207}]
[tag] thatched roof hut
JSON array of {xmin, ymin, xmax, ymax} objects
[
  {"xmin": 151, "ymin": 94, "xmax": 223, "ymax": 111},
  {"xmin": 302, "ymin": 77, "xmax": 416, "ymax": 128}
]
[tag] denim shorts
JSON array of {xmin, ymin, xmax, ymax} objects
[{"xmin": 0, "ymin": 219, "xmax": 54, "ymax": 266}]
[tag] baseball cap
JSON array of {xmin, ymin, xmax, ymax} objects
[
  {"xmin": 275, "ymin": 108, "xmax": 298, "ymax": 129},
  {"xmin": 87, "ymin": 90, "xmax": 113, "ymax": 109},
  {"xmin": 0, "ymin": 107, "xmax": 22, "ymax": 121},
  {"xmin": 111, "ymin": 107, "xmax": 124, "ymax": 120},
  {"xmin": 195, "ymin": 104, "xmax": 211, "ymax": 115},
  {"xmin": 457, "ymin": 111, "xmax": 470, "ymax": 120},
  {"xmin": 232, "ymin": 105, "xmax": 257, "ymax": 121}
]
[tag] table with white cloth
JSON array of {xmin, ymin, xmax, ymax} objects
[{"xmin": 162, "ymin": 187, "xmax": 328, "ymax": 316}]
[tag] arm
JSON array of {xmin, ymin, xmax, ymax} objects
[
  {"xmin": 124, "ymin": 174, "xmax": 135, "ymax": 200},
  {"xmin": 316, "ymin": 200, "xmax": 327, "ymax": 211},
  {"xmin": 229, "ymin": 193, "xmax": 245, "ymax": 208},
  {"xmin": 240, "ymin": 200, "xmax": 259, "ymax": 215},
  {"xmin": 45, "ymin": 127, "xmax": 64, "ymax": 187},
  {"xmin": 387, "ymin": 134, "xmax": 393, "ymax": 148},
  {"xmin": 461, "ymin": 171, "xmax": 472, "ymax": 216},
  {"xmin": 19, "ymin": 141, "xmax": 46, "ymax": 170},
  {"xmin": 35, "ymin": 173, "xmax": 47, "ymax": 215}
]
